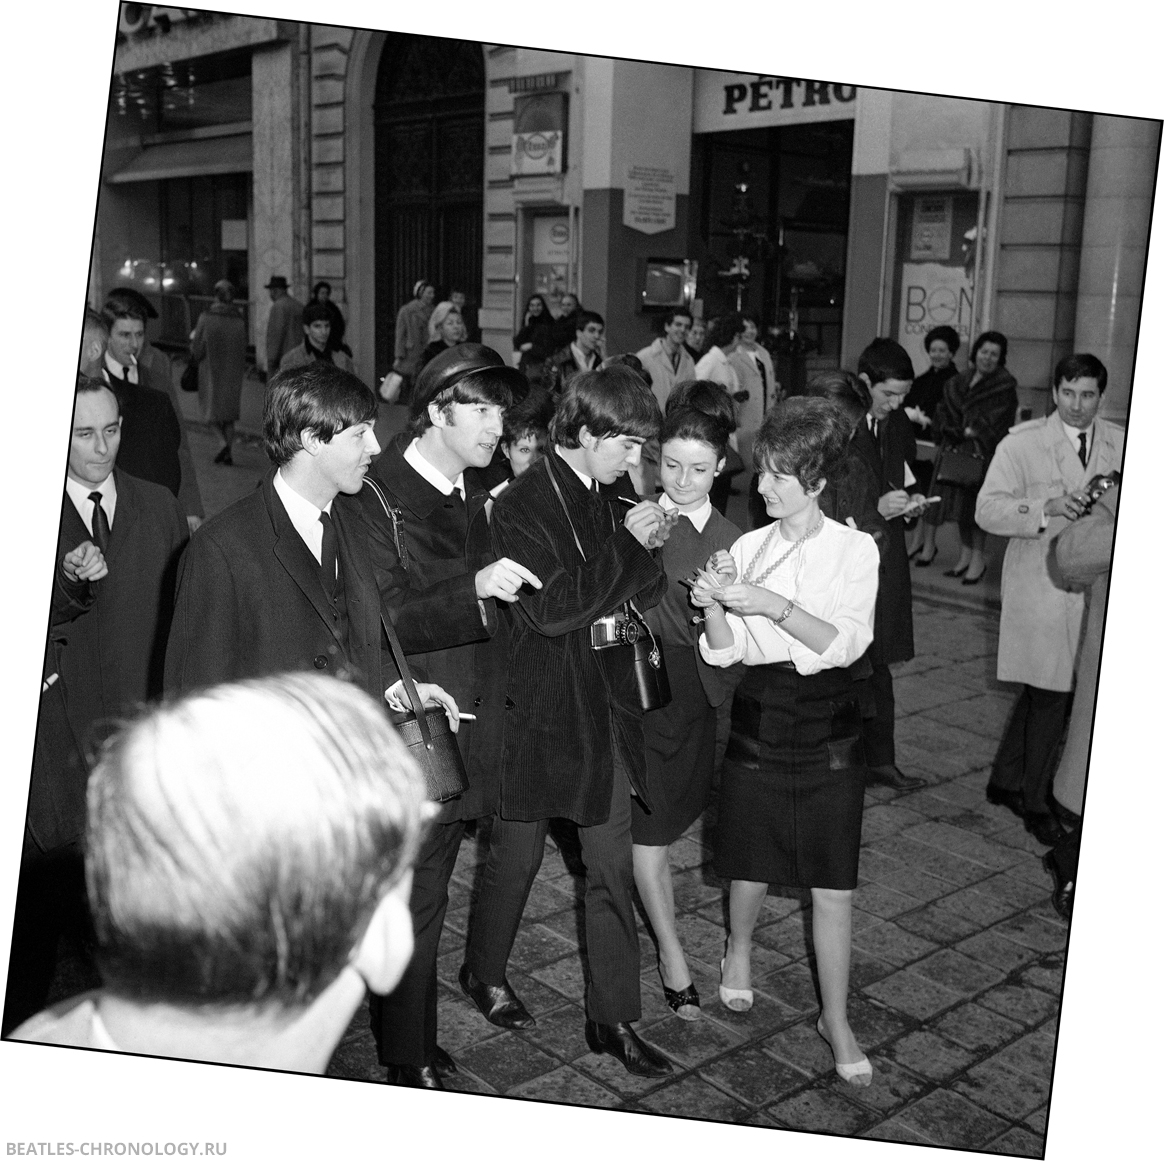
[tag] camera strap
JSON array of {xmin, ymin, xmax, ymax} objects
[
  {"xmin": 545, "ymin": 454, "xmax": 590, "ymax": 562},
  {"xmin": 364, "ymin": 477, "xmax": 410, "ymax": 571}
]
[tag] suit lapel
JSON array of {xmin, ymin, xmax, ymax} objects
[
  {"xmin": 106, "ymin": 471, "xmax": 138, "ymax": 568},
  {"xmin": 333, "ymin": 501, "xmax": 378, "ymax": 682},
  {"xmin": 264, "ymin": 479, "xmax": 338, "ymax": 637}
]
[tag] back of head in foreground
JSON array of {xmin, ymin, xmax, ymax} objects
[{"xmin": 21, "ymin": 673, "xmax": 431, "ymax": 1071}]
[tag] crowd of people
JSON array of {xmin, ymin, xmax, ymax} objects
[{"xmin": 4, "ymin": 285, "xmax": 1121, "ymax": 1095}]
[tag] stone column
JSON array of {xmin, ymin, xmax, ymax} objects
[
  {"xmin": 251, "ymin": 41, "xmax": 303, "ymax": 369},
  {"xmin": 1073, "ymin": 116, "xmax": 1159, "ymax": 421}
]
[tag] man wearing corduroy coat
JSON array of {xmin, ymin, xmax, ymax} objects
[{"xmin": 475, "ymin": 365, "xmax": 676, "ymax": 1078}]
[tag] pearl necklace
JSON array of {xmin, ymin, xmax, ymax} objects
[{"xmin": 741, "ymin": 513, "xmax": 825, "ymax": 588}]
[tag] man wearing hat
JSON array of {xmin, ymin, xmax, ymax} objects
[
  {"xmin": 264, "ymin": 275, "xmax": 303, "ymax": 376},
  {"xmin": 353, "ymin": 343, "xmax": 542, "ymax": 1089},
  {"xmin": 392, "ymin": 280, "xmax": 436, "ymax": 404}
]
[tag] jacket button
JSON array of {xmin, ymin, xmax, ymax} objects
[
  {"xmin": 313, "ymin": 655, "xmax": 328, "ymax": 670},
  {"xmin": 473, "ymin": 696, "xmax": 483, "ymax": 707}
]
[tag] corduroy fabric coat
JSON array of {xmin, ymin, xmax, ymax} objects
[{"xmin": 490, "ymin": 449, "xmax": 667, "ymax": 825}]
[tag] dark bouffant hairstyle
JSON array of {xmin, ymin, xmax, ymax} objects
[
  {"xmin": 970, "ymin": 330, "xmax": 1009, "ymax": 366},
  {"xmin": 857, "ymin": 337, "xmax": 915, "ymax": 387},
  {"xmin": 804, "ymin": 369, "xmax": 870, "ymax": 431},
  {"xmin": 707, "ymin": 312, "xmax": 746, "ymax": 350},
  {"xmin": 662, "ymin": 379, "xmax": 736, "ymax": 458},
  {"xmin": 924, "ymin": 325, "xmax": 961, "ymax": 355},
  {"xmin": 264, "ymin": 361, "xmax": 378, "ymax": 468},
  {"xmin": 752, "ymin": 396, "xmax": 852, "ymax": 494},
  {"xmin": 1054, "ymin": 352, "xmax": 1108, "ymax": 394},
  {"xmin": 502, "ymin": 386, "xmax": 555, "ymax": 446},
  {"xmin": 550, "ymin": 364, "xmax": 661, "ymax": 448}
]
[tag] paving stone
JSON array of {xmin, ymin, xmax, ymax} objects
[
  {"xmin": 845, "ymin": 993, "xmax": 913, "ymax": 1049},
  {"xmin": 988, "ymin": 1125, "xmax": 1045, "ymax": 1156},
  {"xmin": 636, "ymin": 1074, "xmax": 755, "ymax": 1123},
  {"xmin": 440, "ymin": 1068, "xmax": 499, "ymax": 1094},
  {"xmin": 955, "ymin": 929, "xmax": 1042, "ymax": 973},
  {"xmin": 894, "ymin": 1088, "xmax": 1010, "ymax": 1148},
  {"xmin": 518, "ymin": 878, "xmax": 578, "ymax": 922},
  {"xmin": 1024, "ymin": 1106, "xmax": 1047, "ymax": 1134},
  {"xmin": 761, "ymin": 1019, "xmax": 835, "ymax": 1077},
  {"xmin": 699, "ymin": 1044, "xmax": 814, "ymax": 1106},
  {"xmin": 877, "ymin": 866, "xmax": 956, "ymax": 903},
  {"xmin": 860, "ymin": 1117, "xmax": 938, "ymax": 1145},
  {"xmin": 841, "ymin": 1052, "xmax": 928, "ymax": 1113},
  {"xmin": 765, "ymin": 1083, "xmax": 879, "ymax": 1135},
  {"xmin": 749, "ymin": 914, "xmax": 812, "ymax": 959},
  {"xmin": 1018, "ymin": 959, "xmax": 1065, "ymax": 996},
  {"xmin": 507, "ymin": 922, "xmax": 578, "ymax": 973},
  {"xmin": 970, "ymin": 871, "xmax": 1051, "ymax": 912},
  {"xmin": 456, "ymin": 1030, "xmax": 561, "ymax": 1091},
  {"xmin": 641, "ymin": 1007, "xmax": 747, "ymax": 1066},
  {"xmin": 756, "ymin": 961, "xmax": 821, "ymax": 1013},
  {"xmin": 571, "ymin": 1042, "xmax": 675, "ymax": 1097},
  {"xmin": 851, "ymin": 919, "xmax": 939, "ymax": 967},
  {"xmin": 934, "ymin": 883, "xmax": 1026, "ymax": 929},
  {"xmin": 507, "ymin": 1063, "xmax": 623, "ymax": 1107},
  {"xmin": 905, "ymin": 819, "xmax": 1027, "ymax": 870},
  {"xmin": 863, "ymin": 968, "xmax": 963, "ymax": 1020},
  {"xmin": 909, "ymin": 947, "xmax": 1007, "ymax": 996},
  {"xmin": 896, "ymin": 900, "xmax": 983, "ymax": 943},
  {"xmin": 529, "ymin": 952, "xmax": 588, "ymax": 1001},
  {"xmin": 856, "ymin": 846, "xmax": 907, "ymax": 882},
  {"xmin": 953, "ymin": 1056, "xmax": 1050, "ymax": 1120},
  {"xmin": 977, "ymin": 983, "xmax": 1062, "ymax": 1028},
  {"xmin": 511, "ymin": 1000, "xmax": 589, "ymax": 1063},
  {"xmin": 895, "ymin": 738, "xmax": 978, "ymax": 781},
  {"xmin": 886, "ymin": 1029, "xmax": 978, "ymax": 1080},
  {"xmin": 852, "ymin": 881, "xmax": 920, "ymax": 919},
  {"xmin": 932, "ymin": 1001, "xmax": 1026, "ymax": 1053},
  {"xmin": 992, "ymin": 1030, "xmax": 1057, "ymax": 1081},
  {"xmin": 920, "ymin": 691, "xmax": 1015, "ymax": 738},
  {"xmin": 326, "ymin": 1030, "xmax": 386, "ymax": 1081},
  {"xmin": 990, "ymin": 911, "xmax": 1069, "ymax": 953},
  {"xmin": 435, "ymin": 992, "xmax": 506, "ymax": 1054},
  {"xmin": 669, "ymin": 835, "xmax": 711, "ymax": 871},
  {"xmin": 847, "ymin": 948, "xmax": 898, "ymax": 990},
  {"xmin": 895, "ymin": 672, "xmax": 975, "ymax": 714},
  {"xmin": 671, "ymin": 866, "xmax": 727, "ymax": 911},
  {"xmin": 508, "ymin": 966, "xmax": 587, "ymax": 1016},
  {"xmin": 860, "ymin": 802, "xmax": 930, "ymax": 841}
]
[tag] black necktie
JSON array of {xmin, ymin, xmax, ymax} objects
[
  {"xmin": 1077, "ymin": 432, "xmax": 1088, "ymax": 469},
  {"xmin": 591, "ymin": 478, "xmax": 600, "ymax": 495},
  {"xmin": 319, "ymin": 511, "xmax": 338, "ymax": 598},
  {"xmin": 871, "ymin": 418, "xmax": 880, "ymax": 442},
  {"xmin": 756, "ymin": 357, "xmax": 769, "ymax": 411},
  {"xmin": 89, "ymin": 492, "xmax": 111, "ymax": 554}
]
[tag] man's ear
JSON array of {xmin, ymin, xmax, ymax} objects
[
  {"xmin": 578, "ymin": 425, "xmax": 594, "ymax": 449},
  {"xmin": 428, "ymin": 400, "xmax": 448, "ymax": 429},
  {"xmin": 300, "ymin": 428, "xmax": 323, "ymax": 457},
  {"xmin": 349, "ymin": 871, "xmax": 415, "ymax": 997}
]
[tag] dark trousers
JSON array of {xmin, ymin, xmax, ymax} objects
[
  {"xmin": 988, "ymin": 685, "xmax": 1071, "ymax": 815},
  {"xmin": 465, "ymin": 767, "xmax": 641, "ymax": 1025},
  {"xmin": 370, "ymin": 818, "xmax": 465, "ymax": 1067},
  {"xmin": 863, "ymin": 661, "xmax": 897, "ymax": 768}
]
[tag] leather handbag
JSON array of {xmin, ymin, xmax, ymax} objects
[
  {"xmin": 934, "ymin": 442, "xmax": 985, "ymax": 488},
  {"xmin": 379, "ymin": 611, "xmax": 468, "ymax": 803},
  {"xmin": 180, "ymin": 358, "xmax": 199, "ymax": 393}
]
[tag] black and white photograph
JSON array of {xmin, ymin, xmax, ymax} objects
[{"xmin": 1, "ymin": 2, "xmax": 1159, "ymax": 1159}]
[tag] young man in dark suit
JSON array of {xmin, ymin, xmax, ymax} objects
[
  {"xmin": 164, "ymin": 361, "xmax": 455, "ymax": 723},
  {"xmin": 854, "ymin": 338, "xmax": 928, "ymax": 792},
  {"xmin": 352, "ymin": 343, "xmax": 540, "ymax": 1089},
  {"xmin": 478, "ymin": 365, "xmax": 675, "ymax": 1077}
]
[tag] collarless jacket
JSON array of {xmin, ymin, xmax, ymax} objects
[
  {"xmin": 976, "ymin": 414, "xmax": 1124, "ymax": 690},
  {"xmin": 490, "ymin": 451, "xmax": 667, "ymax": 825},
  {"xmin": 353, "ymin": 435, "xmax": 508, "ymax": 823},
  {"xmin": 851, "ymin": 410, "xmax": 915, "ymax": 663},
  {"xmin": 164, "ymin": 473, "xmax": 393, "ymax": 701}
]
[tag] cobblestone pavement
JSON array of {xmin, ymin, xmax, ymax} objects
[{"xmin": 183, "ymin": 390, "xmax": 1065, "ymax": 1154}]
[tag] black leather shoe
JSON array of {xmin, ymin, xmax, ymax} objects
[
  {"xmin": 433, "ymin": 1045, "xmax": 457, "ymax": 1077},
  {"xmin": 584, "ymin": 1020, "xmax": 673, "ymax": 1078},
  {"xmin": 865, "ymin": 765, "xmax": 926, "ymax": 791},
  {"xmin": 1050, "ymin": 798, "xmax": 1082, "ymax": 831},
  {"xmin": 985, "ymin": 783, "xmax": 1026, "ymax": 819},
  {"xmin": 1025, "ymin": 812, "xmax": 1067, "ymax": 847},
  {"xmin": 459, "ymin": 964, "xmax": 537, "ymax": 1029},
  {"xmin": 1042, "ymin": 850, "xmax": 1074, "ymax": 920},
  {"xmin": 385, "ymin": 1063, "xmax": 444, "ymax": 1089}
]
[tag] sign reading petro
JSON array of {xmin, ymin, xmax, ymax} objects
[{"xmin": 694, "ymin": 73, "xmax": 858, "ymax": 134}]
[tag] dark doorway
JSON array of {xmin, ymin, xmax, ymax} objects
[{"xmin": 374, "ymin": 35, "xmax": 485, "ymax": 377}]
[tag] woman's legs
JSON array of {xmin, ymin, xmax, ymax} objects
[
  {"xmin": 632, "ymin": 843, "xmax": 690, "ymax": 989},
  {"xmin": 966, "ymin": 526, "xmax": 988, "ymax": 579},
  {"xmin": 722, "ymin": 879, "xmax": 767, "ymax": 990},
  {"xmin": 810, "ymin": 887, "xmax": 866, "ymax": 1066}
]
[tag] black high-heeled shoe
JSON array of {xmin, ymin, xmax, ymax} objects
[
  {"xmin": 214, "ymin": 445, "xmax": 233, "ymax": 466},
  {"xmin": 914, "ymin": 549, "xmax": 938, "ymax": 568},
  {"xmin": 943, "ymin": 564, "xmax": 969, "ymax": 578},
  {"xmin": 962, "ymin": 568, "xmax": 987, "ymax": 586},
  {"xmin": 662, "ymin": 981, "xmax": 701, "ymax": 1021}
]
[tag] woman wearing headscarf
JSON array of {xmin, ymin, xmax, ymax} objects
[{"xmin": 392, "ymin": 280, "xmax": 436, "ymax": 403}]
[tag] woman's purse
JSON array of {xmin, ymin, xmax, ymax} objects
[
  {"xmin": 379, "ymin": 611, "xmax": 468, "ymax": 802},
  {"xmin": 180, "ymin": 358, "xmax": 199, "ymax": 393},
  {"xmin": 934, "ymin": 441, "xmax": 986, "ymax": 488}
]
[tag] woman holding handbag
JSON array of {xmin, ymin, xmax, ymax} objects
[
  {"xmin": 631, "ymin": 386, "xmax": 742, "ymax": 1021},
  {"xmin": 691, "ymin": 397, "xmax": 879, "ymax": 1086},
  {"xmin": 930, "ymin": 330, "xmax": 1018, "ymax": 584}
]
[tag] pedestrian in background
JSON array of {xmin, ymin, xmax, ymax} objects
[
  {"xmin": 513, "ymin": 294, "xmax": 556, "ymax": 386},
  {"xmin": 392, "ymin": 280, "xmax": 436, "ymax": 404},
  {"xmin": 190, "ymin": 280, "xmax": 248, "ymax": 466},
  {"xmin": 263, "ymin": 276, "xmax": 303, "ymax": 377},
  {"xmin": 312, "ymin": 281, "xmax": 351, "ymax": 358}
]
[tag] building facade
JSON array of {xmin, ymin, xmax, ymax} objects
[{"xmin": 94, "ymin": 10, "xmax": 1157, "ymax": 421}]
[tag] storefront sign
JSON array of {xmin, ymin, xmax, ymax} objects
[
  {"xmin": 532, "ymin": 216, "xmax": 570, "ymax": 303},
  {"xmin": 897, "ymin": 262, "xmax": 974, "ymax": 371},
  {"xmin": 694, "ymin": 73, "xmax": 857, "ymax": 134},
  {"xmin": 910, "ymin": 196, "xmax": 953, "ymax": 262},
  {"xmin": 512, "ymin": 91, "xmax": 568, "ymax": 177},
  {"xmin": 118, "ymin": 6, "xmax": 199, "ymax": 37},
  {"xmin": 623, "ymin": 166, "xmax": 677, "ymax": 235}
]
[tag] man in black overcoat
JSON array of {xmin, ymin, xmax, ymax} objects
[
  {"xmin": 164, "ymin": 361, "xmax": 456, "ymax": 718},
  {"xmin": 351, "ymin": 344, "xmax": 541, "ymax": 1089},
  {"xmin": 479, "ymin": 365, "xmax": 676, "ymax": 1077},
  {"xmin": 854, "ymin": 338, "xmax": 927, "ymax": 792}
]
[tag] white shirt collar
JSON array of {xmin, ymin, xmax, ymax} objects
[
  {"xmin": 570, "ymin": 342, "xmax": 597, "ymax": 371},
  {"xmin": 404, "ymin": 437, "xmax": 465, "ymax": 498},
  {"xmin": 103, "ymin": 351, "xmax": 137, "ymax": 384},
  {"xmin": 273, "ymin": 469, "xmax": 330, "ymax": 564},
  {"xmin": 65, "ymin": 471, "xmax": 117, "ymax": 532},
  {"xmin": 1055, "ymin": 410, "xmax": 1095, "ymax": 446},
  {"xmin": 659, "ymin": 490, "xmax": 712, "ymax": 532},
  {"xmin": 555, "ymin": 445, "xmax": 595, "ymax": 491}
]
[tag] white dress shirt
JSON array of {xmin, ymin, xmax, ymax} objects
[
  {"xmin": 103, "ymin": 352, "xmax": 137, "ymax": 384},
  {"xmin": 65, "ymin": 472, "xmax": 117, "ymax": 533},
  {"xmin": 405, "ymin": 438, "xmax": 465, "ymax": 499},
  {"xmin": 273, "ymin": 469, "xmax": 331, "ymax": 565},
  {"xmin": 555, "ymin": 445, "xmax": 596, "ymax": 491},
  {"xmin": 658, "ymin": 490, "xmax": 712, "ymax": 533},
  {"xmin": 699, "ymin": 517, "xmax": 879, "ymax": 675}
]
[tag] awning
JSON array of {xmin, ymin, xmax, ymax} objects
[{"xmin": 108, "ymin": 133, "xmax": 252, "ymax": 184}]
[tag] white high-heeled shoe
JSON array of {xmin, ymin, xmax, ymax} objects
[
  {"xmin": 817, "ymin": 1018, "xmax": 872, "ymax": 1087},
  {"xmin": 718, "ymin": 957, "xmax": 753, "ymax": 1012}
]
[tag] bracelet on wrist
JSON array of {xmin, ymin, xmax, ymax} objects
[{"xmin": 773, "ymin": 598, "xmax": 795, "ymax": 625}]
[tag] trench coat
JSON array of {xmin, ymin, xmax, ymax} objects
[
  {"xmin": 191, "ymin": 302, "xmax": 247, "ymax": 424},
  {"xmin": 976, "ymin": 414, "xmax": 1124, "ymax": 690}
]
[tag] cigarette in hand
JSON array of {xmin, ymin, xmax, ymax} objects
[{"xmin": 458, "ymin": 713, "xmax": 477, "ymax": 721}]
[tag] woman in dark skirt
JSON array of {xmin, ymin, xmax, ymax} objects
[
  {"xmin": 631, "ymin": 386, "xmax": 742, "ymax": 1021},
  {"xmin": 692, "ymin": 397, "xmax": 879, "ymax": 1086}
]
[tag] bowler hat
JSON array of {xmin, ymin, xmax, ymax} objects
[
  {"xmin": 411, "ymin": 343, "xmax": 529, "ymax": 417},
  {"xmin": 265, "ymin": 275, "xmax": 290, "ymax": 290}
]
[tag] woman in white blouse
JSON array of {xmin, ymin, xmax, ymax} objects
[{"xmin": 691, "ymin": 397, "xmax": 880, "ymax": 1087}]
